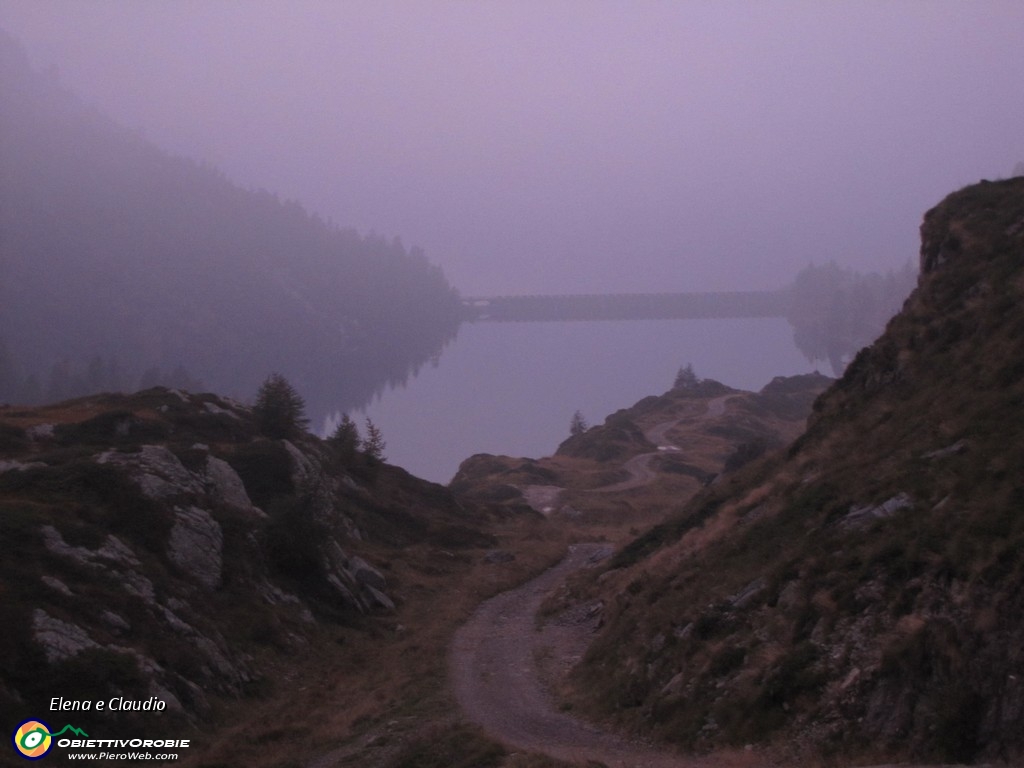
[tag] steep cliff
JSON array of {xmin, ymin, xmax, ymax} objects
[{"xmin": 568, "ymin": 178, "xmax": 1024, "ymax": 764}]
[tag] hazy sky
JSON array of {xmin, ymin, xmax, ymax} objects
[{"xmin": 2, "ymin": 1, "xmax": 1022, "ymax": 296}]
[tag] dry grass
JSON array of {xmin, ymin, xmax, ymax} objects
[
  {"xmin": 178, "ymin": 511, "xmax": 583, "ymax": 768},
  {"xmin": 178, "ymin": 385, "xmax": 825, "ymax": 767}
]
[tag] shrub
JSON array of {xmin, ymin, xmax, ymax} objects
[{"xmin": 388, "ymin": 723, "xmax": 505, "ymax": 768}]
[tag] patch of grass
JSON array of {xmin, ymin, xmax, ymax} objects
[
  {"xmin": 610, "ymin": 495, "xmax": 722, "ymax": 569},
  {"xmin": 709, "ymin": 644, "xmax": 747, "ymax": 676},
  {"xmin": 0, "ymin": 460, "xmax": 173, "ymax": 552},
  {"xmin": 386, "ymin": 723, "xmax": 505, "ymax": 768},
  {"xmin": 0, "ymin": 420, "xmax": 28, "ymax": 453},
  {"xmin": 757, "ymin": 641, "xmax": 823, "ymax": 709},
  {"xmin": 54, "ymin": 409, "xmax": 170, "ymax": 446}
]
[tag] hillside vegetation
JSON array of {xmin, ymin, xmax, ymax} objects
[
  {"xmin": 0, "ymin": 31, "xmax": 462, "ymax": 418},
  {"xmin": 563, "ymin": 178, "xmax": 1024, "ymax": 765},
  {"xmin": 0, "ymin": 368, "xmax": 831, "ymax": 767},
  {"xmin": 0, "ymin": 386, "xmax": 568, "ymax": 766}
]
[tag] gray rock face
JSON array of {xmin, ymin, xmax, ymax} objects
[
  {"xmin": 41, "ymin": 526, "xmax": 155, "ymax": 601},
  {"xmin": 26, "ymin": 423, "xmax": 54, "ymax": 440},
  {"xmin": 97, "ymin": 445, "xmax": 204, "ymax": 500},
  {"xmin": 729, "ymin": 577, "xmax": 767, "ymax": 609},
  {"xmin": 204, "ymin": 455, "xmax": 261, "ymax": 515},
  {"xmin": 841, "ymin": 492, "xmax": 913, "ymax": 530},
  {"xmin": 364, "ymin": 585, "xmax": 395, "ymax": 611},
  {"xmin": 281, "ymin": 439, "xmax": 316, "ymax": 488},
  {"xmin": 42, "ymin": 525, "xmax": 140, "ymax": 567},
  {"xmin": 158, "ymin": 604, "xmax": 247, "ymax": 685},
  {"xmin": 349, "ymin": 555, "xmax": 387, "ymax": 591},
  {"xmin": 42, "ymin": 575, "xmax": 73, "ymax": 596},
  {"xmin": 168, "ymin": 506, "xmax": 223, "ymax": 589},
  {"xmin": 203, "ymin": 401, "xmax": 240, "ymax": 419},
  {"xmin": 101, "ymin": 611, "xmax": 131, "ymax": 633},
  {"xmin": 321, "ymin": 542, "xmax": 392, "ymax": 613},
  {"xmin": 33, "ymin": 610, "xmax": 99, "ymax": 663},
  {"xmin": 0, "ymin": 459, "xmax": 47, "ymax": 473}
]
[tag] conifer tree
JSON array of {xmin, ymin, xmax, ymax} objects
[
  {"xmin": 570, "ymin": 410, "xmax": 589, "ymax": 437},
  {"xmin": 253, "ymin": 372, "xmax": 309, "ymax": 439},
  {"xmin": 328, "ymin": 413, "xmax": 361, "ymax": 462},
  {"xmin": 674, "ymin": 363, "xmax": 699, "ymax": 390},
  {"xmin": 361, "ymin": 418, "xmax": 387, "ymax": 462}
]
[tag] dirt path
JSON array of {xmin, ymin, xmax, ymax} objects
[
  {"xmin": 450, "ymin": 544, "xmax": 719, "ymax": 767},
  {"xmin": 523, "ymin": 397, "xmax": 736, "ymax": 507},
  {"xmin": 522, "ymin": 484, "xmax": 565, "ymax": 514},
  {"xmin": 593, "ymin": 396, "xmax": 732, "ymax": 495},
  {"xmin": 449, "ymin": 397, "xmax": 930, "ymax": 768}
]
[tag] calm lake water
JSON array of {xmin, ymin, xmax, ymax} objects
[{"xmin": 346, "ymin": 318, "xmax": 819, "ymax": 484}]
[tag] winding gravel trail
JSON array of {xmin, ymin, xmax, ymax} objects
[
  {"xmin": 521, "ymin": 396, "xmax": 736, "ymax": 504},
  {"xmin": 450, "ymin": 544, "xmax": 708, "ymax": 767},
  {"xmin": 592, "ymin": 395, "xmax": 733, "ymax": 494},
  {"xmin": 451, "ymin": 397, "xmax": 751, "ymax": 765}
]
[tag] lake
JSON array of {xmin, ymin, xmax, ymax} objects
[{"xmin": 344, "ymin": 317, "xmax": 819, "ymax": 484}]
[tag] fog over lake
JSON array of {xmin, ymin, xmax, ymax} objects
[
  {"xmin": 1, "ymin": 2, "xmax": 1021, "ymax": 483},
  {"xmin": 354, "ymin": 318, "xmax": 815, "ymax": 483}
]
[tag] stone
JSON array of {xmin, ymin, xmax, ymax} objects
[
  {"xmin": 97, "ymin": 445, "xmax": 204, "ymax": 500},
  {"xmin": 32, "ymin": 610, "xmax": 98, "ymax": 663},
  {"xmin": 205, "ymin": 455, "xmax": 260, "ymax": 514},
  {"xmin": 326, "ymin": 574, "xmax": 360, "ymax": 608},
  {"xmin": 167, "ymin": 506, "xmax": 223, "ymax": 589},
  {"xmin": 349, "ymin": 556, "xmax": 387, "ymax": 591},
  {"xmin": 841, "ymin": 492, "xmax": 913, "ymax": 530},
  {"xmin": 363, "ymin": 584, "xmax": 395, "ymax": 611},
  {"xmin": 26, "ymin": 423, "xmax": 54, "ymax": 440},
  {"xmin": 661, "ymin": 672, "xmax": 686, "ymax": 696},
  {"xmin": 776, "ymin": 580, "xmax": 804, "ymax": 612},
  {"xmin": 203, "ymin": 401, "xmax": 240, "ymax": 419},
  {"xmin": 121, "ymin": 570, "xmax": 156, "ymax": 603},
  {"xmin": 41, "ymin": 575, "xmax": 73, "ymax": 596},
  {"xmin": 730, "ymin": 577, "xmax": 767, "ymax": 609},
  {"xmin": 281, "ymin": 439, "xmax": 316, "ymax": 488},
  {"xmin": 96, "ymin": 535, "xmax": 141, "ymax": 567},
  {"xmin": 41, "ymin": 526, "xmax": 140, "ymax": 569},
  {"xmin": 0, "ymin": 459, "xmax": 46, "ymax": 473},
  {"xmin": 100, "ymin": 611, "xmax": 131, "ymax": 633},
  {"xmin": 923, "ymin": 439, "xmax": 969, "ymax": 460}
]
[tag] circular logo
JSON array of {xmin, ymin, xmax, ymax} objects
[{"xmin": 12, "ymin": 719, "xmax": 53, "ymax": 760}]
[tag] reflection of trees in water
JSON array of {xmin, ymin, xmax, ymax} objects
[
  {"xmin": 0, "ymin": 32, "xmax": 463, "ymax": 414},
  {"xmin": 785, "ymin": 261, "xmax": 917, "ymax": 375}
]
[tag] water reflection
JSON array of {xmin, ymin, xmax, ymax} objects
[{"xmin": 346, "ymin": 318, "xmax": 816, "ymax": 484}]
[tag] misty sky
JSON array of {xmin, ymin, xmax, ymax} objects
[{"xmin": 1, "ymin": 1, "xmax": 1022, "ymax": 297}]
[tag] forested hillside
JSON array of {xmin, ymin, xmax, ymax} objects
[{"xmin": 0, "ymin": 30, "xmax": 463, "ymax": 419}]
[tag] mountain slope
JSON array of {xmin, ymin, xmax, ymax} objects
[
  {"xmin": 567, "ymin": 178, "xmax": 1024, "ymax": 764},
  {"xmin": 0, "ymin": 387, "xmax": 506, "ymax": 756},
  {"xmin": 0, "ymin": 30, "xmax": 462, "ymax": 417}
]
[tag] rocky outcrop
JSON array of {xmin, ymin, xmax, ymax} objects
[
  {"xmin": 32, "ymin": 610, "xmax": 99, "ymax": 664},
  {"xmin": 167, "ymin": 506, "xmax": 223, "ymax": 589},
  {"xmin": 0, "ymin": 387, "xmax": 448, "ymax": 730},
  {"xmin": 98, "ymin": 444, "xmax": 205, "ymax": 500},
  {"xmin": 204, "ymin": 454, "xmax": 259, "ymax": 514}
]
